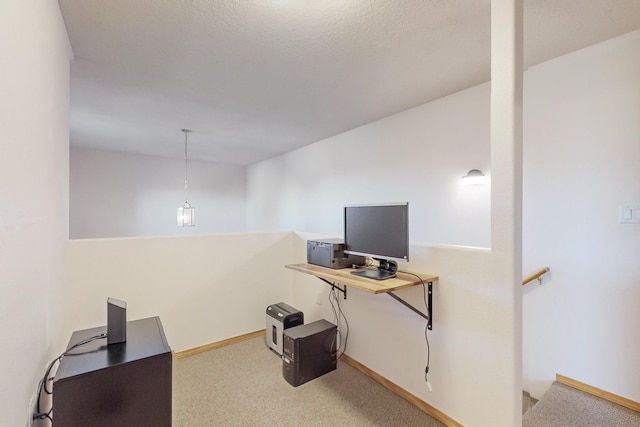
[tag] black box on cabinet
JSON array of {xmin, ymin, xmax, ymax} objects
[
  {"xmin": 107, "ymin": 297, "xmax": 127, "ymax": 345},
  {"xmin": 282, "ymin": 319, "xmax": 337, "ymax": 387}
]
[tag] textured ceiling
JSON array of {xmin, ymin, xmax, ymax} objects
[{"xmin": 58, "ymin": 0, "xmax": 640, "ymax": 165}]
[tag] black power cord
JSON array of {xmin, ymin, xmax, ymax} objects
[
  {"xmin": 329, "ymin": 285, "xmax": 349, "ymax": 359},
  {"xmin": 33, "ymin": 333, "xmax": 108, "ymax": 423},
  {"xmin": 399, "ymin": 271, "xmax": 432, "ymax": 391}
]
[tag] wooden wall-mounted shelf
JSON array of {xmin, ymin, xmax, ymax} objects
[{"xmin": 285, "ymin": 263, "xmax": 438, "ymax": 329}]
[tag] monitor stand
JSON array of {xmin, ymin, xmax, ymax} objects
[{"xmin": 350, "ymin": 259, "xmax": 398, "ymax": 280}]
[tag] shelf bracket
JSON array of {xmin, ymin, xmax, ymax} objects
[
  {"xmin": 313, "ymin": 275, "xmax": 433, "ymax": 327},
  {"xmin": 317, "ymin": 277, "xmax": 347, "ymax": 300},
  {"xmin": 387, "ymin": 281, "xmax": 433, "ymax": 330}
]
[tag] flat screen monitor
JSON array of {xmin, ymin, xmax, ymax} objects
[{"xmin": 344, "ymin": 203, "xmax": 409, "ymax": 280}]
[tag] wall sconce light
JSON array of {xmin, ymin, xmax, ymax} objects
[
  {"xmin": 461, "ymin": 169, "xmax": 485, "ymax": 185},
  {"xmin": 177, "ymin": 129, "xmax": 195, "ymax": 227}
]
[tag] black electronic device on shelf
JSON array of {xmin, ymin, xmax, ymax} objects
[
  {"xmin": 344, "ymin": 203, "xmax": 409, "ymax": 280},
  {"xmin": 306, "ymin": 238, "xmax": 365, "ymax": 269}
]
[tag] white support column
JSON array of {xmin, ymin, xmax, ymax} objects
[{"xmin": 491, "ymin": 0, "xmax": 524, "ymax": 425}]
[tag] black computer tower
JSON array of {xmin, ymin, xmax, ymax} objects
[{"xmin": 282, "ymin": 319, "xmax": 337, "ymax": 387}]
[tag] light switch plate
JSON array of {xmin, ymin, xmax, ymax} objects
[{"xmin": 619, "ymin": 205, "xmax": 640, "ymax": 224}]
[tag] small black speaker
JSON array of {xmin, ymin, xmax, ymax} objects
[{"xmin": 107, "ymin": 297, "xmax": 127, "ymax": 345}]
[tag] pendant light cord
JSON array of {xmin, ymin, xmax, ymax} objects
[{"xmin": 182, "ymin": 129, "xmax": 191, "ymax": 204}]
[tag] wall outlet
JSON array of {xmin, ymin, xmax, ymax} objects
[{"xmin": 315, "ymin": 291, "xmax": 323, "ymax": 305}]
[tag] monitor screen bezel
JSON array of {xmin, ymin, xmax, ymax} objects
[{"xmin": 343, "ymin": 202, "xmax": 409, "ymax": 263}]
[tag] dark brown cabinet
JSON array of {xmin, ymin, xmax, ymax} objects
[{"xmin": 53, "ymin": 317, "xmax": 172, "ymax": 426}]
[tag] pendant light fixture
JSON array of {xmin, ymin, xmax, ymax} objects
[{"xmin": 177, "ymin": 129, "xmax": 195, "ymax": 227}]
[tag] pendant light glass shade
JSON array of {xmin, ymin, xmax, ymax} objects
[
  {"xmin": 177, "ymin": 201, "xmax": 195, "ymax": 227},
  {"xmin": 177, "ymin": 129, "xmax": 195, "ymax": 227}
]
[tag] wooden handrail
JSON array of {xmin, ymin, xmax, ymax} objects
[{"xmin": 522, "ymin": 267, "xmax": 550, "ymax": 286}]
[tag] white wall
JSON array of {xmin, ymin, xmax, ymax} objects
[
  {"xmin": 522, "ymin": 30, "xmax": 640, "ymax": 400},
  {"xmin": 63, "ymin": 232, "xmax": 293, "ymax": 352},
  {"xmin": 0, "ymin": 1, "xmax": 72, "ymax": 425},
  {"xmin": 70, "ymin": 146, "xmax": 247, "ymax": 239},
  {"xmin": 247, "ymin": 84, "xmax": 492, "ymax": 248}
]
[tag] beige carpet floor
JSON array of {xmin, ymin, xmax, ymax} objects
[
  {"xmin": 173, "ymin": 335, "xmax": 444, "ymax": 426},
  {"xmin": 523, "ymin": 382, "xmax": 640, "ymax": 427}
]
